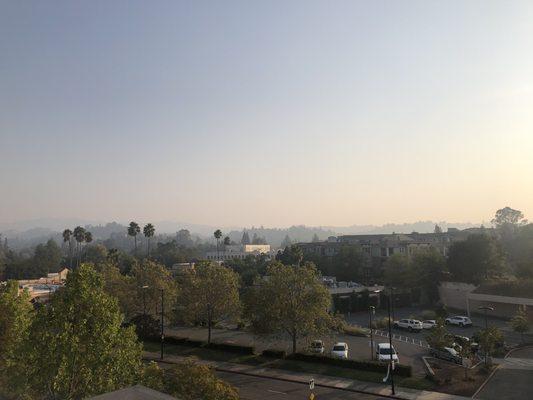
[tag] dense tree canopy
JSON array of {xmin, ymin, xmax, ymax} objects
[
  {"xmin": 447, "ymin": 234, "xmax": 507, "ymax": 284},
  {"xmin": 244, "ymin": 262, "xmax": 333, "ymax": 353},
  {"xmin": 176, "ymin": 262, "xmax": 240, "ymax": 344},
  {"xmin": 12, "ymin": 264, "xmax": 142, "ymax": 399}
]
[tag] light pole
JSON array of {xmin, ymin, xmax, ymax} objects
[
  {"xmin": 387, "ymin": 288, "xmax": 396, "ymax": 395},
  {"xmin": 478, "ymin": 305, "xmax": 494, "ymax": 330},
  {"xmin": 160, "ymin": 288, "xmax": 165, "ymax": 360},
  {"xmin": 369, "ymin": 305, "xmax": 375, "ymax": 360},
  {"xmin": 138, "ymin": 285, "xmax": 149, "ymax": 339},
  {"xmin": 478, "ymin": 305, "xmax": 494, "ymax": 366}
]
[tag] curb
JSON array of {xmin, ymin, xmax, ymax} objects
[
  {"xmin": 144, "ymin": 356, "xmax": 404, "ymax": 399},
  {"xmin": 471, "ymin": 364, "xmax": 499, "ymax": 399}
]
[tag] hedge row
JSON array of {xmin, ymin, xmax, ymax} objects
[
  {"xmin": 287, "ymin": 353, "xmax": 412, "ymax": 377},
  {"xmin": 205, "ymin": 342, "xmax": 255, "ymax": 355},
  {"xmin": 157, "ymin": 336, "xmax": 254, "ymax": 354},
  {"xmin": 262, "ymin": 349, "xmax": 287, "ymax": 359}
]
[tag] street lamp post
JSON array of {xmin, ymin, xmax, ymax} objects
[
  {"xmin": 140, "ymin": 285, "xmax": 149, "ymax": 339},
  {"xmin": 479, "ymin": 305, "xmax": 494, "ymax": 330},
  {"xmin": 369, "ymin": 305, "xmax": 375, "ymax": 360},
  {"xmin": 387, "ymin": 289, "xmax": 396, "ymax": 395},
  {"xmin": 478, "ymin": 305, "xmax": 494, "ymax": 366},
  {"xmin": 160, "ymin": 288, "xmax": 165, "ymax": 360}
]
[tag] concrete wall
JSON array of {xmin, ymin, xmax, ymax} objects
[{"xmin": 438, "ymin": 281, "xmax": 477, "ymax": 312}]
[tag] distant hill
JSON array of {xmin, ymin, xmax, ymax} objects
[{"xmin": 0, "ymin": 218, "xmax": 483, "ymax": 250}]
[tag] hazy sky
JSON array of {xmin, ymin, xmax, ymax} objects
[{"xmin": 1, "ymin": 1, "xmax": 532, "ymax": 228}]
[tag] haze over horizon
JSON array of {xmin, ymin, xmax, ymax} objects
[{"xmin": 2, "ymin": 1, "xmax": 532, "ymax": 227}]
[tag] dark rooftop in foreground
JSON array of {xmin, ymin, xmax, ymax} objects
[{"xmin": 88, "ymin": 385, "xmax": 178, "ymax": 400}]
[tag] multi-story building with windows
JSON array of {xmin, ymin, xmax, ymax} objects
[{"xmin": 205, "ymin": 244, "xmax": 272, "ymax": 261}]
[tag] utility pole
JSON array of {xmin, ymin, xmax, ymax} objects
[
  {"xmin": 370, "ymin": 305, "xmax": 375, "ymax": 360},
  {"xmin": 387, "ymin": 289, "xmax": 395, "ymax": 395},
  {"xmin": 160, "ymin": 289, "xmax": 165, "ymax": 360}
]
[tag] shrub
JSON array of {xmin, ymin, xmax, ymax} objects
[
  {"xmin": 372, "ymin": 317, "xmax": 393, "ymax": 329},
  {"xmin": 206, "ymin": 342, "xmax": 255, "ymax": 355},
  {"xmin": 420, "ymin": 310, "xmax": 437, "ymax": 320},
  {"xmin": 164, "ymin": 336, "xmax": 204, "ymax": 347},
  {"xmin": 343, "ymin": 325, "xmax": 368, "ymax": 337},
  {"xmin": 262, "ymin": 349, "xmax": 287, "ymax": 359},
  {"xmin": 287, "ymin": 353, "xmax": 412, "ymax": 377}
]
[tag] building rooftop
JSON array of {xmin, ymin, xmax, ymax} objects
[{"xmin": 89, "ymin": 385, "xmax": 178, "ymax": 400}]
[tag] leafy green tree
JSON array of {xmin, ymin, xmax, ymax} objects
[
  {"xmin": 241, "ymin": 231, "xmax": 251, "ymax": 245},
  {"xmin": 477, "ymin": 326, "xmax": 504, "ymax": 365},
  {"xmin": 244, "ymin": 262, "xmax": 333, "ymax": 354},
  {"xmin": 280, "ymin": 234, "xmax": 292, "ymax": 248},
  {"xmin": 84, "ymin": 244, "xmax": 108, "ymax": 265},
  {"xmin": 143, "ymin": 223, "xmax": 156, "ymax": 256},
  {"xmin": 73, "ymin": 225, "xmax": 86, "ymax": 268},
  {"xmin": 447, "ymin": 234, "xmax": 506, "ymax": 284},
  {"xmin": 146, "ymin": 359, "xmax": 238, "ymax": 400},
  {"xmin": 383, "ymin": 254, "xmax": 412, "ymax": 288},
  {"xmin": 411, "ymin": 249, "xmax": 446, "ymax": 304},
  {"xmin": 177, "ymin": 262, "xmax": 240, "ymax": 344},
  {"xmin": 213, "ymin": 229, "xmax": 222, "ymax": 258},
  {"xmin": 223, "ymin": 236, "xmax": 231, "ymax": 246},
  {"xmin": 0, "ymin": 281, "xmax": 33, "ymax": 377},
  {"xmin": 33, "ymin": 239, "xmax": 63, "ymax": 276},
  {"xmin": 62, "ymin": 229, "xmax": 73, "ymax": 269},
  {"xmin": 131, "ymin": 260, "xmax": 177, "ymax": 321},
  {"xmin": 331, "ymin": 245, "xmax": 369, "ymax": 282},
  {"xmin": 510, "ymin": 306, "xmax": 530, "ymax": 343},
  {"xmin": 13, "ymin": 264, "xmax": 142, "ymax": 399},
  {"xmin": 224, "ymin": 254, "xmax": 269, "ymax": 286},
  {"xmin": 492, "ymin": 207, "xmax": 527, "ymax": 238},
  {"xmin": 128, "ymin": 221, "xmax": 141, "ymax": 256},
  {"xmin": 276, "ymin": 244, "xmax": 303, "ymax": 266},
  {"xmin": 425, "ymin": 319, "xmax": 452, "ymax": 350}
]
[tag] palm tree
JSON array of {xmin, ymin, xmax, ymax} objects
[
  {"xmin": 143, "ymin": 223, "xmax": 155, "ymax": 257},
  {"xmin": 213, "ymin": 229, "xmax": 222, "ymax": 260},
  {"xmin": 62, "ymin": 229, "xmax": 73, "ymax": 268},
  {"xmin": 128, "ymin": 221, "xmax": 141, "ymax": 256},
  {"xmin": 73, "ymin": 226, "xmax": 86, "ymax": 268},
  {"xmin": 85, "ymin": 231, "xmax": 93, "ymax": 258}
]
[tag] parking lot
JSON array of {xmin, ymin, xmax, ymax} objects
[
  {"xmin": 346, "ymin": 306, "xmax": 524, "ymax": 346},
  {"xmin": 474, "ymin": 347, "xmax": 533, "ymax": 400},
  {"xmin": 167, "ymin": 325, "xmax": 428, "ymax": 375}
]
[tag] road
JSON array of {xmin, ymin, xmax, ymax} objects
[
  {"xmin": 474, "ymin": 346, "xmax": 533, "ymax": 400},
  {"xmin": 217, "ymin": 371, "xmax": 388, "ymax": 400},
  {"xmin": 168, "ymin": 325, "xmax": 428, "ymax": 375}
]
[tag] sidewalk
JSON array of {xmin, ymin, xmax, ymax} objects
[{"xmin": 144, "ymin": 352, "xmax": 469, "ymax": 400}]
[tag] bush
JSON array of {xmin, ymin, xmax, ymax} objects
[
  {"xmin": 287, "ymin": 353, "xmax": 412, "ymax": 377},
  {"xmin": 159, "ymin": 336, "xmax": 255, "ymax": 354},
  {"xmin": 343, "ymin": 325, "xmax": 368, "ymax": 337},
  {"xmin": 262, "ymin": 349, "xmax": 287, "ymax": 359},
  {"xmin": 164, "ymin": 336, "xmax": 204, "ymax": 347},
  {"xmin": 419, "ymin": 310, "xmax": 437, "ymax": 320},
  {"xmin": 206, "ymin": 342, "xmax": 255, "ymax": 355},
  {"xmin": 372, "ymin": 317, "xmax": 392, "ymax": 329}
]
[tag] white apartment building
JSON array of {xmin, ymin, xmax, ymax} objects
[{"xmin": 205, "ymin": 244, "xmax": 272, "ymax": 261}]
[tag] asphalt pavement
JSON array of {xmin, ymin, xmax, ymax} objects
[
  {"xmin": 346, "ymin": 306, "xmax": 524, "ymax": 346},
  {"xmin": 217, "ymin": 371, "xmax": 388, "ymax": 400},
  {"xmin": 167, "ymin": 325, "xmax": 428, "ymax": 375},
  {"xmin": 474, "ymin": 346, "xmax": 533, "ymax": 400}
]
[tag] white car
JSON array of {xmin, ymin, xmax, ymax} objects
[
  {"xmin": 309, "ymin": 340, "xmax": 324, "ymax": 354},
  {"xmin": 393, "ymin": 319, "xmax": 423, "ymax": 332},
  {"xmin": 422, "ymin": 320, "xmax": 437, "ymax": 329},
  {"xmin": 376, "ymin": 343, "xmax": 399, "ymax": 363},
  {"xmin": 445, "ymin": 316, "xmax": 472, "ymax": 327},
  {"xmin": 331, "ymin": 342, "xmax": 348, "ymax": 359}
]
